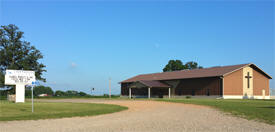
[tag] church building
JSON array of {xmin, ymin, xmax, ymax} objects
[{"xmin": 120, "ymin": 63, "xmax": 272, "ymax": 99}]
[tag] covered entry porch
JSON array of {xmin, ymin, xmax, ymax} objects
[{"xmin": 129, "ymin": 80, "xmax": 171, "ymax": 99}]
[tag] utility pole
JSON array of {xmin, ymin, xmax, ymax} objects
[{"xmin": 109, "ymin": 77, "xmax": 111, "ymax": 98}]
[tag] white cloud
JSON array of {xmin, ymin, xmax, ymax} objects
[{"xmin": 70, "ymin": 62, "xmax": 77, "ymax": 68}]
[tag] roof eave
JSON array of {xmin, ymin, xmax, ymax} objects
[
  {"xmin": 250, "ymin": 63, "xmax": 272, "ymax": 79},
  {"xmin": 121, "ymin": 75, "xmax": 224, "ymax": 83}
]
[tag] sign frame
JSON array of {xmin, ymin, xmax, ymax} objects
[
  {"xmin": 5, "ymin": 70, "xmax": 36, "ymax": 85},
  {"xmin": 5, "ymin": 69, "xmax": 36, "ymax": 103}
]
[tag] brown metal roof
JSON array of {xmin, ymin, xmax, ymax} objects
[
  {"xmin": 120, "ymin": 63, "xmax": 272, "ymax": 83},
  {"xmin": 138, "ymin": 80, "xmax": 170, "ymax": 88}
]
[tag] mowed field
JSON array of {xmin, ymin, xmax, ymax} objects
[
  {"xmin": 0, "ymin": 101, "xmax": 127, "ymax": 121},
  {"xmin": 159, "ymin": 99, "xmax": 275, "ymax": 125}
]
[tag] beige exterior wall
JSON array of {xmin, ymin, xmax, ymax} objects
[
  {"xmin": 223, "ymin": 69, "xmax": 243, "ymax": 95},
  {"xmin": 243, "ymin": 66, "xmax": 253, "ymax": 97}
]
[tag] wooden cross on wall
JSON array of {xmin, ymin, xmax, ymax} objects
[{"xmin": 245, "ymin": 72, "xmax": 252, "ymax": 88}]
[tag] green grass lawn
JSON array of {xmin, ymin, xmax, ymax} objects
[
  {"xmin": 27, "ymin": 95, "xmax": 121, "ymax": 99},
  {"xmin": 158, "ymin": 98, "xmax": 275, "ymax": 125},
  {"xmin": 0, "ymin": 101, "xmax": 127, "ymax": 121}
]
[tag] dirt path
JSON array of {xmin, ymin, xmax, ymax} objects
[{"xmin": 0, "ymin": 99, "xmax": 274, "ymax": 132}]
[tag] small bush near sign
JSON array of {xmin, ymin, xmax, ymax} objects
[{"xmin": 185, "ymin": 96, "xmax": 191, "ymax": 99}]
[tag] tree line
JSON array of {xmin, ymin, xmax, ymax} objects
[{"xmin": 24, "ymin": 85, "xmax": 88, "ymax": 97}]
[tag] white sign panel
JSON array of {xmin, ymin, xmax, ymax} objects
[{"xmin": 5, "ymin": 70, "xmax": 36, "ymax": 85}]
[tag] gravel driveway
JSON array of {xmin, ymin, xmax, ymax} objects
[{"xmin": 0, "ymin": 99, "xmax": 274, "ymax": 132}]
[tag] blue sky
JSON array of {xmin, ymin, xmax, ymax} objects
[{"xmin": 0, "ymin": 0, "xmax": 274, "ymax": 95}]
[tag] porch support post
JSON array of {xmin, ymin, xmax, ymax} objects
[
  {"xmin": 148, "ymin": 87, "xmax": 151, "ymax": 99},
  {"xmin": 169, "ymin": 88, "xmax": 171, "ymax": 99},
  {"xmin": 129, "ymin": 88, "xmax": 131, "ymax": 99}
]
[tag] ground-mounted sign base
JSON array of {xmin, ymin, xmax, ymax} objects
[{"xmin": 15, "ymin": 84, "xmax": 25, "ymax": 103}]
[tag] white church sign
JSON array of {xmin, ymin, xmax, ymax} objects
[{"xmin": 5, "ymin": 70, "xmax": 36, "ymax": 103}]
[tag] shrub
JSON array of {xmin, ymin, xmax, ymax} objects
[
  {"xmin": 185, "ymin": 96, "xmax": 191, "ymax": 99},
  {"xmin": 79, "ymin": 92, "xmax": 87, "ymax": 96}
]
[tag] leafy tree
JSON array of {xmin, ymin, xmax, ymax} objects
[
  {"xmin": 163, "ymin": 60, "xmax": 185, "ymax": 72},
  {"xmin": 163, "ymin": 60, "xmax": 203, "ymax": 72},
  {"xmin": 55, "ymin": 90, "xmax": 66, "ymax": 96},
  {"xmin": 184, "ymin": 61, "xmax": 203, "ymax": 70},
  {"xmin": 0, "ymin": 24, "xmax": 46, "ymax": 92},
  {"xmin": 25, "ymin": 86, "xmax": 32, "ymax": 97},
  {"xmin": 0, "ymin": 89, "xmax": 8, "ymax": 97},
  {"xmin": 33, "ymin": 86, "xmax": 53, "ymax": 96},
  {"xmin": 65, "ymin": 90, "xmax": 79, "ymax": 96},
  {"xmin": 54, "ymin": 90, "xmax": 88, "ymax": 97},
  {"xmin": 79, "ymin": 91, "xmax": 87, "ymax": 96}
]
